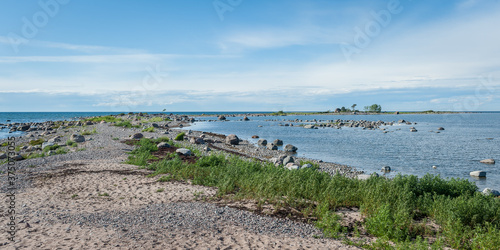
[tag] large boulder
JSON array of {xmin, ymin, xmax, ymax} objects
[
  {"xmin": 257, "ymin": 139, "xmax": 267, "ymax": 146},
  {"xmin": 267, "ymin": 143, "xmax": 278, "ymax": 150},
  {"xmin": 273, "ymin": 139, "xmax": 283, "ymax": 146},
  {"xmin": 0, "ymin": 153, "xmax": 6, "ymax": 159},
  {"xmin": 284, "ymin": 144, "xmax": 297, "ymax": 152},
  {"xmin": 304, "ymin": 125, "xmax": 315, "ymax": 129},
  {"xmin": 218, "ymin": 115, "xmax": 226, "ymax": 121},
  {"xmin": 470, "ymin": 171, "xmax": 486, "ymax": 177},
  {"xmin": 283, "ymin": 156, "xmax": 295, "ymax": 166},
  {"xmin": 225, "ymin": 134, "xmax": 239, "ymax": 145},
  {"xmin": 12, "ymin": 154, "xmax": 24, "ymax": 161},
  {"xmin": 70, "ymin": 134, "xmax": 85, "ymax": 143},
  {"xmin": 176, "ymin": 148, "xmax": 192, "ymax": 156},
  {"xmin": 243, "ymin": 116, "xmax": 250, "ymax": 121},
  {"xmin": 480, "ymin": 159, "xmax": 495, "ymax": 164}
]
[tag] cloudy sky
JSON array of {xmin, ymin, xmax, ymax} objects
[{"xmin": 0, "ymin": 0, "xmax": 499, "ymax": 112}]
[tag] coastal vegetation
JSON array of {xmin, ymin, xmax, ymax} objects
[
  {"xmin": 114, "ymin": 120, "xmax": 140, "ymax": 128},
  {"xmin": 125, "ymin": 137, "xmax": 500, "ymax": 249},
  {"xmin": 84, "ymin": 115, "xmax": 123, "ymax": 123},
  {"xmin": 174, "ymin": 132, "xmax": 186, "ymax": 141}
]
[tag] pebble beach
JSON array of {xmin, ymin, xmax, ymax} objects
[{"xmin": 0, "ymin": 114, "xmax": 364, "ymax": 249}]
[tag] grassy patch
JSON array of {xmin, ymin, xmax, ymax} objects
[
  {"xmin": 66, "ymin": 140, "xmax": 78, "ymax": 147},
  {"xmin": 29, "ymin": 139, "xmax": 44, "ymax": 146},
  {"xmin": 156, "ymin": 188, "xmax": 165, "ymax": 192},
  {"xmin": 81, "ymin": 128, "xmax": 97, "ymax": 135},
  {"xmin": 98, "ymin": 192, "xmax": 109, "ymax": 197},
  {"xmin": 126, "ymin": 138, "xmax": 500, "ymax": 248},
  {"xmin": 142, "ymin": 127, "xmax": 155, "ymax": 132},
  {"xmin": 84, "ymin": 115, "xmax": 122, "ymax": 123},
  {"xmin": 115, "ymin": 121, "xmax": 141, "ymax": 128}
]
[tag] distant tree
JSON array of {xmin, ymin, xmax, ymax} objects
[
  {"xmin": 351, "ymin": 104, "xmax": 357, "ymax": 112},
  {"xmin": 340, "ymin": 106, "xmax": 347, "ymax": 112},
  {"xmin": 364, "ymin": 104, "xmax": 382, "ymax": 113}
]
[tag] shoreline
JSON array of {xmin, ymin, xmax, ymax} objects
[{"xmin": 0, "ymin": 114, "xmax": 363, "ymax": 249}]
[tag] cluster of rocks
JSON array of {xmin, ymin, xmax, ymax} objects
[{"xmin": 269, "ymin": 155, "xmax": 312, "ymax": 170}]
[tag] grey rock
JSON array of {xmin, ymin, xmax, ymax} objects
[
  {"xmin": 267, "ymin": 143, "xmax": 278, "ymax": 150},
  {"xmin": 285, "ymin": 163, "xmax": 300, "ymax": 170},
  {"xmin": 284, "ymin": 144, "xmax": 297, "ymax": 152},
  {"xmin": 203, "ymin": 146, "xmax": 211, "ymax": 152},
  {"xmin": 190, "ymin": 137, "xmax": 204, "ymax": 144},
  {"xmin": 470, "ymin": 171, "xmax": 486, "ymax": 177},
  {"xmin": 176, "ymin": 148, "xmax": 192, "ymax": 156},
  {"xmin": 132, "ymin": 133, "xmax": 143, "ymax": 139},
  {"xmin": 410, "ymin": 128, "xmax": 418, "ymax": 132},
  {"xmin": 0, "ymin": 153, "xmax": 6, "ymax": 159},
  {"xmin": 273, "ymin": 139, "xmax": 283, "ymax": 146},
  {"xmin": 381, "ymin": 166, "xmax": 391, "ymax": 172},
  {"xmin": 257, "ymin": 139, "xmax": 267, "ymax": 146},
  {"xmin": 482, "ymin": 188, "xmax": 500, "ymax": 196},
  {"xmin": 243, "ymin": 116, "xmax": 250, "ymax": 121},
  {"xmin": 301, "ymin": 163, "xmax": 313, "ymax": 169},
  {"xmin": 480, "ymin": 159, "xmax": 495, "ymax": 164},
  {"xmin": 218, "ymin": 115, "xmax": 226, "ymax": 121},
  {"xmin": 225, "ymin": 134, "xmax": 239, "ymax": 145},
  {"xmin": 42, "ymin": 142, "xmax": 55, "ymax": 150},
  {"xmin": 304, "ymin": 125, "xmax": 315, "ymax": 129},
  {"xmin": 283, "ymin": 156, "xmax": 295, "ymax": 166},
  {"xmin": 437, "ymin": 127, "xmax": 445, "ymax": 131},
  {"xmin": 157, "ymin": 142, "xmax": 171, "ymax": 149},
  {"xmin": 12, "ymin": 154, "xmax": 24, "ymax": 161},
  {"xmin": 70, "ymin": 134, "xmax": 85, "ymax": 143}
]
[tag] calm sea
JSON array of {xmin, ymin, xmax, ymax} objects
[
  {"xmin": 185, "ymin": 112, "xmax": 500, "ymax": 191},
  {"xmin": 1, "ymin": 112, "xmax": 499, "ymax": 190}
]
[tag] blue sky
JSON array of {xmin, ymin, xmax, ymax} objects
[{"xmin": 0, "ymin": 0, "xmax": 499, "ymax": 112}]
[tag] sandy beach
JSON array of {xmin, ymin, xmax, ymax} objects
[{"xmin": 1, "ymin": 117, "xmax": 363, "ymax": 249}]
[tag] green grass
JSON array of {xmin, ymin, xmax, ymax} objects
[
  {"xmin": 115, "ymin": 121, "xmax": 141, "ymax": 128},
  {"xmin": 66, "ymin": 140, "xmax": 78, "ymax": 147},
  {"xmin": 1, "ymin": 142, "xmax": 9, "ymax": 147},
  {"xmin": 112, "ymin": 137, "xmax": 120, "ymax": 140},
  {"xmin": 29, "ymin": 139, "xmax": 44, "ymax": 146},
  {"xmin": 174, "ymin": 132, "xmax": 185, "ymax": 141},
  {"xmin": 81, "ymin": 128, "xmax": 97, "ymax": 135},
  {"xmin": 142, "ymin": 127, "xmax": 155, "ymax": 132},
  {"xmin": 147, "ymin": 117, "xmax": 172, "ymax": 123},
  {"xmin": 156, "ymin": 188, "xmax": 165, "ymax": 192},
  {"xmin": 124, "ymin": 137, "xmax": 500, "ymax": 249},
  {"xmin": 84, "ymin": 115, "xmax": 123, "ymax": 123},
  {"xmin": 98, "ymin": 192, "xmax": 109, "ymax": 197}
]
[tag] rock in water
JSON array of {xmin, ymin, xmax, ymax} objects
[
  {"xmin": 381, "ymin": 166, "xmax": 391, "ymax": 172},
  {"xmin": 218, "ymin": 115, "xmax": 226, "ymax": 121},
  {"xmin": 482, "ymin": 188, "xmax": 500, "ymax": 196},
  {"xmin": 257, "ymin": 139, "xmax": 267, "ymax": 146},
  {"xmin": 176, "ymin": 148, "xmax": 192, "ymax": 156},
  {"xmin": 437, "ymin": 127, "xmax": 445, "ymax": 130},
  {"xmin": 267, "ymin": 143, "xmax": 278, "ymax": 150},
  {"xmin": 243, "ymin": 116, "xmax": 250, "ymax": 121},
  {"xmin": 470, "ymin": 171, "xmax": 486, "ymax": 177},
  {"xmin": 273, "ymin": 139, "xmax": 283, "ymax": 146},
  {"xmin": 251, "ymin": 135, "xmax": 259, "ymax": 138},
  {"xmin": 225, "ymin": 134, "xmax": 239, "ymax": 145},
  {"xmin": 70, "ymin": 134, "xmax": 85, "ymax": 143},
  {"xmin": 480, "ymin": 159, "xmax": 495, "ymax": 164},
  {"xmin": 284, "ymin": 144, "xmax": 298, "ymax": 152}
]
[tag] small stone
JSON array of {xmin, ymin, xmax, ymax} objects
[
  {"xmin": 282, "ymin": 156, "xmax": 295, "ymax": 165},
  {"xmin": 273, "ymin": 139, "xmax": 283, "ymax": 146},
  {"xmin": 480, "ymin": 159, "xmax": 495, "ymax": 164},
  {"xmin": 251, "ymin": 135, "xmax": 259, "ymax": 139},
  {"xmin": 70, "ymin": 134, "xmax": 85, "ymax": 143},
  {"xmin": 381, "ymin": 166, "xmax": 391, "ymax": 172},
  {"xmin": 0, "ymin": 153, "xmax": 6, "ymax": 159},
  {"xmin": 301, "ymin": 163, "xmax": 313, "ymax": 169},
  {"xmin": 157, "ymin": 142, "xmax": 171, "ymax": 148},
  {"xmin": 437, "ymin": 127, "xmax": 445, "ymax": 130},
  {"xmin": 285, "ymin": 163, "xmax": 300, "ymax": 170},
  {"xmin": 267, "ymin": 143, "xmax": 278, "ymax": 150},
  {"xmin": 257, "ymin": 139, "xmax": 267, "ymax": 146},
  {"xmin": 432, "ymin": 165, "xmax": 438, "ymax": 169},
  {"xmin": 132, "ymin": 133, "xmax": 143, "ymax": 139}
]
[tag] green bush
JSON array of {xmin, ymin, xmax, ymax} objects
[{"xmin": 174, "ymin": 132, "xmax": 185, "ymax": 141}]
